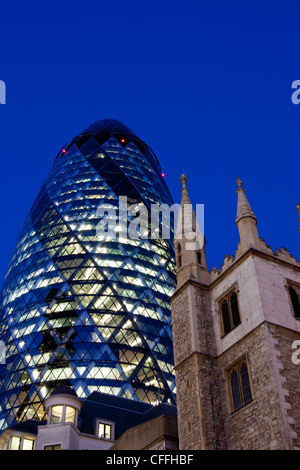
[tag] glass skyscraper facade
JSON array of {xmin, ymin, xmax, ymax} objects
[{"xmin": 0, "ymin": 119, "xmax": 176, "ymax": 430}]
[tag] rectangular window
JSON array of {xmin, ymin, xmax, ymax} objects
[
  {"xmin": 98, "ymin": 422, "xmax": 112, "ymax": 439},
  {"xmin": 9, "ymin": 436, "xmax": 21, "ymax": 450},
  {"xmin": 227, "ymin": 358, "xmax": 253, "ymax": 412},
  {"xmin": 44, "ymin": 444, "xmax": 61, "ymax": 450},
  {"xmin": 22, "ymin": 438, "xmax": 34, "ymax": 450}
]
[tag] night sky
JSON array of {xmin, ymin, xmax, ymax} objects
[{"xmin": 0, "ymin": 1, "xmax": 299, "ymax": 284}]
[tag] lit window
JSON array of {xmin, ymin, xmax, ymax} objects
[
  {"xmin": 22, "ymin": 438, "xmax": 34, "ymax": 450},
  {"xmin": 50, "ymin": 405, "xmax": 64, "ymax": 424},
  {"xmin": 228, "ymin": 359, "xmax": 252, "ymax": 412},
  {"xmin": 98, "ymin": 422, "xmax": 112, "ymax": 439},
  {"xmin": 65, "ymin": 406, "xmax": 76, "ymax": 424},
  {"xmin": 44, "ymin": 444, "xmax": 61, "ymax": 450},
  {"xmin": 9, "ymin": 436, "xmax": 21, "ymax": 450}
]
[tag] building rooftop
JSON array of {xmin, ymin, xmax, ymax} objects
[
  {"xmin": 81, "ymin": 118, "xmax": 138, "ymax": 138},
  {"xmin": 79, "ymin": 391, "xmax": 177, "ymax": 439},
  {"xmin": 7, "ymin": 419, "xmax": 47, "ymax": 436},
  {"xmin": 1, "ymin": 389, "xmax": 177, "ymax": 444}
]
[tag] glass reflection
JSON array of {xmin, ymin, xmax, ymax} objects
[
  {"xmin": 50, "ymin": 405, "xmax": 64, "ymax": 424},
  {"xmin": 65, "ymin": 406, "xmax": 76, "ymax": 425}
]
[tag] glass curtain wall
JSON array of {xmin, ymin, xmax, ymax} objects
[{"xmin": 0, "ymin": 119, "xmax": 176, "ymax": 430}]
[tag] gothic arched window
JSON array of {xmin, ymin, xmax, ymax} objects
[
  {"xmin": 289, "ymin": 285, "xmax": 300, "ymax": 319},
  {"xmin": 228, "ymin": 359, "xmax": 252, "ymax": 411},
  {"xmin": 230, "ymin": 292, "xmax": 241, "ymax": 327},
  {"xmin": 177, "ymin": 243, "xmax": 182, "ymax": 269},
  {"xmin": 221, "ymin": 300, "xmax": 231, "ymax": 334},
  {"xmin": 219, "ymin": 289, "xmax": 241, "ymax": 336}
]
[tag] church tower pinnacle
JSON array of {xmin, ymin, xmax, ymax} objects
[
  {"xmin": 236, "ymin": 177, "xmax": 260, "ymax": 254},
  {"xmin": 170, "ymin": 174, "xmax": 225, "ymax": 450},
  {"xmin": 174, "ymin": 174, "xmax": 209, "ymax": 288}
]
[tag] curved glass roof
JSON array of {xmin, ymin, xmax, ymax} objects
[
  {"xmin": 81, "ymin": 118, "xmax": 139, "ymax": 139},
  {"xmin": 71, "ymin": 118, "xmax": 163, "ymax": 173},
  {"xmin": 0, "ymin": 118, "xmax": 176, "ymax": 430}
]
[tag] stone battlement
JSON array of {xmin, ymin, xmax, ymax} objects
[{"xmin": 210, "ymin": 238, "xmax": 300, "ymax": 281}]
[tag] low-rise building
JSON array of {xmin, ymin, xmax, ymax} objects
[{"xmin": 0, "ymin": 385, "xmax": 178, "ymax": 450}]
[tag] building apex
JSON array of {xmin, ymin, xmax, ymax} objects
[
  {"xmin": 179, "ymin": 174, "xmax": 191, "ymax": 207},
  {"xmin": 236, "ymin": 177, "xmax": 256, "ymax": 223},
  {"xmin": 236, "ymin": 177, "xmax": 243, "ymax": 190},
  {"xmin": 180, "ymin": 174, "xmax": 188, "ymax": 190}
]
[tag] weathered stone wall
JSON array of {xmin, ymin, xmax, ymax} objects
[
  {"xmin": 148, "ymin": 438, "xmax": 178, "ymax": 450},
  {"xmin": 171, "ymin": 285, "xmax": 193, "ymax": 368},
  {"xmin": 171, "ymin": 281, "xmax": 226, "ymax": 450},
  {"xmin": 174, "ymin": 353, "xmax": 204, "ymax": 450},
  {"xmin": 171, "ymin": 250, "xmax": 300, "ymax": 450},
  {"xmin": 111, "ymin": 415, "xmax": 178, "ymax": 450},
  {"xmin": 210, "ymin": 254, "xmax": 264, "ymax": 355},
  {"xmin": 217, "ymin": 322, "xmax": 290, "ymax": 450},
  {"xmin": 268, "ymin": 323, "xmax": 300, "ymax": 449},
  {"xmin": 174, "ymin": 351, "xmax": 227, "ymax": 450},
  {"xmin": 174, "ymin": 316, "xmax": 297, "ymax": 450},
  {"xmin": 171, "ymin": 283, "xmax": 204, "ymax": 450},
  {"xmin": 253, "ymin": 256, "xmax": 300, "ymax": 333}
]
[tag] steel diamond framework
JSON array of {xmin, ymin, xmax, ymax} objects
[{"xmin": 0, "ymin": 119, "xmax": 177, "ymax": 430}]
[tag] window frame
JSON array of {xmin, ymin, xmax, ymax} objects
[
  {"xmin": 97, "ymin": 419, "xmax": 114, "ymax": 441},
  {"xmin": 226, "ymin": 356, "xmax": 253, "ymax": 413},
  {"xmin": 217, "ymin": 285, "xmax": 241, "ymax": 337},
  {"xmin": 6, "ymin": 434, "xmax": 35, "ymax": 451},
  {"xmin": 50, "ymin": 405, "xmax": 64, "ymax": 424},
  {"xmin": 22, "ymin": 438, "xmax": 35, "ymax": 450},
  {"xmin": 176, "ymin": 243, "xmax": 182, "ymax": 270},
  {"xmin": 9, "ymin": 435, "xmax": 21, "ymax": 450},
  {"xmin": 286, "ymin": 280, "xmax": 300, "ymax": 320},
  {"xmin": 49, "ymin": 404, "xmax": 77, "ymax": 426},
  {"xmin": 44, "ymin": 443, "xmax": 62, "ymax": 450},
  {"xmin": 65, "ymin": 405, "xmax": 76, "ymax": 425}
]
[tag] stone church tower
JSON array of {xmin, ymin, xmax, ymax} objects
[{"xmin": 170, "ymin": 176, "xmax": 300, "ymax": 450}]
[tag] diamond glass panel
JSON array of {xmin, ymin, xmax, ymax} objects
[{"xmin": 0, "ymin": 119, "xmax": 176, "ymax": 430}]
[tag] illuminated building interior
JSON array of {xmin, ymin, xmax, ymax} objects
[{"xmin": 0, "ymin": 119, "xmax": 176, "ymax": 430}]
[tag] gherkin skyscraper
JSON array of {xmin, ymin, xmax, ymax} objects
[{"xmin": 0, "ymin": 119, "xmax": 176, "ymax": 430}]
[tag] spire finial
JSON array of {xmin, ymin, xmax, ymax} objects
[
  {"xmin": 180, "ymin": 174, "xmax": 188, "ymax": 191},
  {"xmin": 236, "ymin": 177, "xmax": 243, "ymax": 190},
  {"xmin": 236, "ymin": 177, "xmax": 256, "ymax": 223},
  {"xmin": 235, "ymin": 178, "xmax": 259, "ymax": 253}
]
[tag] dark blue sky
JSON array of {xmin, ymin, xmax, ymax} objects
[{"xmin": 0, "ymin": 0, "xmax": 299, "ymax": 283}]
